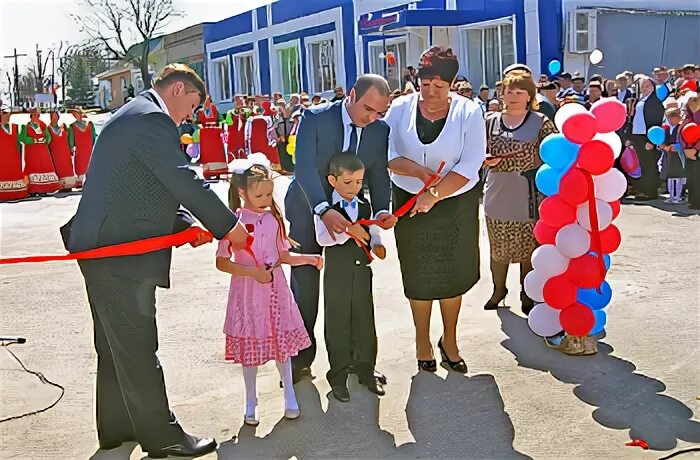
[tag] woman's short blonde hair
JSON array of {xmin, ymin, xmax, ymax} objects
[{"xmin": 502, "ymin": 71, "xmax": 539, "ymax": 111}]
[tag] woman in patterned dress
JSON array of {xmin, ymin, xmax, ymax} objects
[
  {"xmin": 19, "ymin": 108, "xmax": 61, "ymax": 195},
  {"xmin": 0, "ymin": 108, "xmax": 29, "ymax": 201},
  {"xmin": 482, "ymin": 70, "xmax": 557, "ymax": 315},
  {"xmin": 48, "ymin": 111, "xmax": 78, "ymax": 190}
]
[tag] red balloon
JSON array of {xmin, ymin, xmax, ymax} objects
[
  {"xmin": 592, "ymin": 224, "xmax": 622, "ymax": 254},
  {"xmin": 562, "ymin": 112, "xmax": 597, "ymax": 144},
  {"xmin": 543, "ymin": 275, "xmax": 578, "ymax": 309},
  {"xmin": 558, "ymin": 167, "xmax": 590, "ymax": 206},
  {"xmin": 533, "ymin": 220, "xmax": 559, "ymax": 245},
  {"xmin": 539, "ymin": 196, "xmax": 577, "ymax": 228},
  {"xmin": 560, "ymin": 303, "xmax": 595, "ymax": 336},
  {"xmin": 565, "ymin": 254, "xmax": 605, "ymax": 289},
  {"xmin": 578, "ymin": 140, "xmax": 614, "ymax": 175},
  {"xmin": 609, "ymin": 200, "xmax": 621, "ymax": 219},
  {"xmin": 590, "ymin": 99, "xmax": 627, "ymax": 133},
  {"xmin": 681, "ymin": 123, "xmax": 700, "ymax": 146}
]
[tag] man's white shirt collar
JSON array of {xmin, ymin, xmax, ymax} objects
[{"xmin": 148, "ymin": 88, "xmax": 171, "ymax": 117}]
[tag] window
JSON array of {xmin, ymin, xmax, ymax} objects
[
  {"xmin": 213, "ymin": 57, "xmax": 231, "ymax": 101},
  {"xmin": 369, "ymin": 40, "xmax": 407, "ymax": 90},
  {"xmin": 233, "ymin": 54, "xmax": 254, "ymax": 97},
  {"xmin": 308, "ymin": 38, "xmax": 336, "ymax": 93},
  {"xmin": 278, "ymin": 45, "xmax": 301, "ymax": 95},
  {"xmin": 462, "ymin": 21, "xmax": 515, "ymax": 88}
]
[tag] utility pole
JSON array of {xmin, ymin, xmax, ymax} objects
[{"xmin": 3, "ymin": 48, "xmax": 28, "ymax": 107}]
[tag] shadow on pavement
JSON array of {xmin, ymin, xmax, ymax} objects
[
  {"xmin": 498, "ymin": 309, "xmax": 700, "ymax": 451},
  {"xmin": 218, "ymin": 370, "xmax": 527, "ymax": 458},
  {"xmin": 89, "ymin": 441, "xmax": 137, "ymax": 460},
  {"xmin": 622, "ymin": 198, "xmax": 700, "ymax": 217}
]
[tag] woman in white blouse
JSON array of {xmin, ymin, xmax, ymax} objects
[{"xmin": 384, "ymin": 46, "xmax": 486, "ymax": 374}]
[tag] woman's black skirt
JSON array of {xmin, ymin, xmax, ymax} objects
[{"xmin": 393, "ymin": 184, "xmax": 481, "ymax": 301}]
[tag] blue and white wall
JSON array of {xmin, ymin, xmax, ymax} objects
[{"xmin": 203, "ymin": 0, "xmax": 565, "ymax": 108}]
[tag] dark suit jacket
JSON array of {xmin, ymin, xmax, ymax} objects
[
  {"xmin": 61, "ymin": 91, "xmax": 237, "ymax": 287},
  {"xmin": 289, "ymin": 101, "xmax": 391, "ymax": 213},
  {"xmin": 643, "ymin": 92, "xmax": 665, "ymax": 130}
]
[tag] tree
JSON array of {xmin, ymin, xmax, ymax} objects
[
  {"xmin": 71, "ymin": 0, "xmax": 181, "ymax": 89},
  {"xmin": 61, "ymin": 45, "xmax": 110, "ymax": 106}
]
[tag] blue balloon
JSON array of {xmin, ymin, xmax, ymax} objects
[
  {"xmin": 590, "ymin": 310, "xmax": 607, "ymax": 336},
  {"xmin": 577, "ymin": 281, "xmax": 612, "ymax": 310},
  {"xmin": 587, "ymin": 252, "xmax": 611, "ymax": 271},
  {"xmin": 656, "ymin": 83, "xmax": 670, "ymax": 101},
  {"xmin": 647, "ymin": 126, "xmax": 666, "ymax": 146},
  {"xmin": 548, "ymin": 59, "xmax": 562, "ymax": 75},
  {"xmin": 535, "ymin": 165, "xmax": 563, "ymax": 196},
  {"xmin": 539, "ymin": 134, "xmax": 580, "ymax": 171}
]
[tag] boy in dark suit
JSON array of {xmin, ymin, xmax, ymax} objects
[{"xmin": 314, "ymin": 154, "xmax": 385, "ymax": 402}]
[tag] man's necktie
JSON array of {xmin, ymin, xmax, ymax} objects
[{"xmin": 347, "ymin": 124, "xmax": 358, "ymax": 154}]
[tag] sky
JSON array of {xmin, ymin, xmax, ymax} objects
[{"xmin": 0, "ymin": 0, "xmax": 273, "ymax": 88}]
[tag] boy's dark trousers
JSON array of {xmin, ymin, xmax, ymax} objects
[{"xmin": 323, "ymin": 238, "xmax": 377, "ymax": 387}]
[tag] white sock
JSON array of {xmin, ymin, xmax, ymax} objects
[
  {"xmin": 276, "ymin": 360, "xmax": 298, "ymax": 411},
  {"xmin": 242, "ymin": 365, "xmax": 258, "ymax": 416}
]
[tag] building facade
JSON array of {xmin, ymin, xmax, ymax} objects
[
  {"xmin": 95, "ymin": 64, "xmax": 133, "ymax": 110},
  {"xmin": 198, "ymin": 0, "xmax": 698, "ymax": 110},
  {"xmin": 164, "ymin": 24, "xmax": 206, "ymax": 79}
]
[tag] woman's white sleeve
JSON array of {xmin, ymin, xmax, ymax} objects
[
  {"xmin": 385, "ymin": 101, "xmax": 404, "ymax": 162},
  {"xmin": 451, "ymin": 107, "xmax": 487, "ymax": 181}
]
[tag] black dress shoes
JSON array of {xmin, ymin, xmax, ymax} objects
[
  {"xmin": 331, "ymin": 385, "xmax": 350, "ymax": 402},
  {"xmin": 147, "ymin": 434, "xmax": 217, "ymax": 459},
  {"xmin": 360, "ymin": 376, "xmax": 386, "ymax": 396}
]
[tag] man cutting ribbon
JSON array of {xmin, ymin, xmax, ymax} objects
[{"xmin": 60, "ymin": 64, "xmax": 248, "ymax": 459}]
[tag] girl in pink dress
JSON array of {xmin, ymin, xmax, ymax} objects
[{"xmin": 215, "ymin": 163, "xmax": 322, "ymax": 426}]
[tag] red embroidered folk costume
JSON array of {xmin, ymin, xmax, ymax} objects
[
  {"xmin": 19, "ymin": 114, "xmax": 61, "ymax": 194},
  {"xmin": 0, "ymin": 112, "xmax": 29, "ymax": 201},
  {"xmin": 245, "ymin": 102, "xmax": 280, "ymax": 166},
  {"xmin": 69, "ymin": 109, "xmax": 96, "ymax": 186},
  {"xmin": 226, "ymin": 109, "xmax": 247, "ymax": 161},
  {"xmin": 48, "ymin": 113, "xmax": 78, "ymax": 189},
  {"xmin": 197, "ymin": 99, "xmax": 227, "ymax": 179}
]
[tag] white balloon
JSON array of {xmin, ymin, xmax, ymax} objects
[
  {"xmin": 555, "ymin": 223, "xmax": 591, "ymax": 259},
  {"xmin": 593, "ymin": 168, "xmax": 627, "ymax": 202},
  {"xmin": 576, "ymin": 199, "xmax": 613, "ymax": 231},
  {"xmin": 554, "ymin": 102, "xmax": 587, "ymax": 132},
  {"xmin": 531, "ymin": 244, "xmax": 570, "ymax": 278},
  {"xmin": 592, "ymin": 131, "xmax": 623, "ymax": 159},
  {"xmin": 589, "ymin": 49, "xmax": 604, "ymax": 65},
  {"xmin": 524, "ymin": 270, "xmax": 547, "ymax": 303},
  {"xmin": 528, "ymin": 303, "xmax": 564, "ymax": 337}
]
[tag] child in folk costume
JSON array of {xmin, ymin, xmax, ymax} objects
[
  {"xmin": 19, "ymin": 108, "xmax": 60, "ymax": 195},
  {"xmin": 48, "ymin": 111, "xmax": 78, "ymax": 190},
  {"xmin": 225, "ymin": 107, "xmax": 247, "ymax": 161},
  {"xmin": 196, "ymin": 95, "xmax": 228, "ymax": 180},
  {"xmin": 660, "ymin": 107, "xmax": 686, "ymax": 203},
  {"xmin": 314, "ymin": 155, "xmax": 386, "ymax": 403},
  {"xmin": 68, "ymin": 107, "xmax": 96, "ymax": 187},
  {"xmin": 215, "ymin": 156, "xmax": 322, "ymax": 426},
  {"xmin": 245, "ymin": 102, "xmax": 280, "ymax": 168},
  {"xmin": 0, "ymin": 107, "xmax": 29, "ymax": 201}
]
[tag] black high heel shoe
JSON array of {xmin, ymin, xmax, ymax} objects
[
  {"xmin": 520, "ymin": 290, "xmax": 535, "ymax": 316},
  {"xmin": 437, "ymin": 338, "xmax": 468, "ymax": 374},
  {"xmin": 417, "ymin": 359, "xmax": 437, "ymax": 372},
  {"xmin": 484, "ymin": 288, "xmax": 508, "ymax": 310}
]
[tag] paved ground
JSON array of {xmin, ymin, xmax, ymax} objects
[{"xmin": 1, "ymin": 176, "xmax": 699, "ymax": 459}]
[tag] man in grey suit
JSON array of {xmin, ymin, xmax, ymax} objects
[{"xmin": 61, "ymin": 64, "xmax": 248, "ymax": 458}]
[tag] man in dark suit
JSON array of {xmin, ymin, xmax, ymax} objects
[
  {"xmin": 284, "ymin": 74, "xmax": 397, "ymax": 388},
  {"xmin": 61, "ymin": 64, "xmax": 249, "ymax": 458}
]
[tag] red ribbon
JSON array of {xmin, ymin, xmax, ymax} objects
[
  {"xmin": 0, "ymin": 227, "xmax": 259, "ymax": 266},
  {"xmin": 0, "ymin": 227, "xmax": 212, "ymax": 265},
  {"xmin": 582, "ymin": 170, "xmax": 606, "ymax": 292},
  {"xmin": 625, "ymin": 439, "xmax": 649, "ymax": 450},
  {"xmin": 356, "ymin": 160, "xmax": 446, "ymax": 227}
]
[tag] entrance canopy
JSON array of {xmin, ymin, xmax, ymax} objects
[{"xmin": 359, "ymin": 9, "xmax": 476, "ymax": 36}]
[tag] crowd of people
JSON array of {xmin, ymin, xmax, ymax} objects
[
  {"xmin": 0, "ymin": 106, "xmax": 96, "ymax": 202},
  {"xmin": 4, "ymin": 48, "xmax": 699, "ymax": 457}
]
